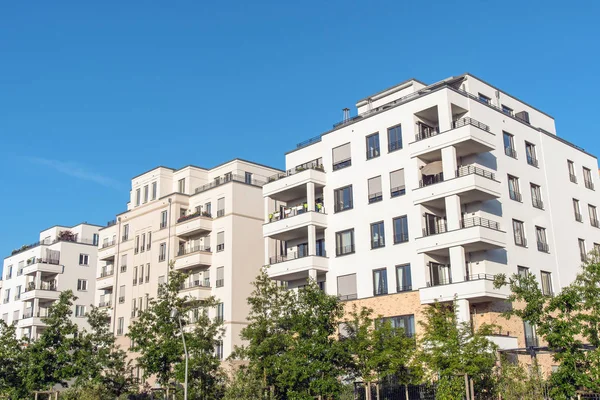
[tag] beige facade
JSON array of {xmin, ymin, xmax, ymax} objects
[{"xmin": 95, "ymin": 159, "xmax": 280, "ymax": 365}]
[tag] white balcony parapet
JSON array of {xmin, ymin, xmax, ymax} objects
[
  {"xmin": 22, "ymin": 259, "xmax": 63, "ymax": 275},
  {"xmin": 266, "ymin": 254, "xmax": 329, "ymax": 282},
  {"xmin": 264, "ymin": 165, "xmax": 326, "ymax": 200},
  {"xmin": 174, "ymin": 246, "xmax": 212, "ymax": 270},
  {"xmin": 175, "ymin": 213, "xmax": 213, "ymax": 237},
  {"xmin": 419, "ymin": 274, "xmax": 510, "ymax": 304},
  {"xmin": 486, "ymin": 335, "xmax": 519, "ymax": 351},
  {"xmin": 416, "ymin": 217, "xmax": 505, "ymax": 254},
  {"xmin": 264, "ymin": 210, "xmax": 327, "ymax": 240}
]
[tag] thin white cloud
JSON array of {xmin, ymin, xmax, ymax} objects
[{"xmin": 27, "ymin": 157, "xmax": 123, "ymax": 189}]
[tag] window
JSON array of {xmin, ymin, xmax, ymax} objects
[
  {"xmin": 158, "ymin": 275, "xmax": 165, "ymax": 295},
  {"xmin": 160, "ymin": 210, "xmax": 168, "ymax": 229},
  {"xmin": 389, "ymin": 169, "xmax": 405, "ymax": 197},
  {"xmin": 536, "ymin": 227, "xmax": 549, "ymax": 252},
  {"xmin": 119, "ymin": 285, "xmax": 125, "ymax": 303},
  {"xmin": 595, "ymin": 243, "xmax": 600, "ymax": 255},
  {"xmin": 392, "ymin": 215, "xmax": 409, "ymax": 243},
  {"xmin": 579, "ymin": 239, "xmax": 587, "ymax": 262},
  {"xmin": 332, "ymin": 143, "xmax": 351, "ymax": 170},
  {"xmin": 428, "ymin": 262, "xmax": 451, "ymax": 286},
  {"xmin": 117, "ymin": 317, "xmax": 124, "ymax": 335},
  {"xmin": 478, "ymin": 93, "xmax": 491, "ymax": 104},
  {"xmin": 13, "ymin": 310, "xmax": 19, "ymax": 321},
  {"xmin": 517, "ymin": 266, "xmax": 529, "ymax": 279},
  {"xmin": 139, "ymin": 264, "xmax": 144, "ymax": 282},
  {"xmin": 568, "ymin": 160, "xmax": 577, "ymax": 183},
  {"xmin": 135, "ymin": 236, "xmax": 140, "ymax": 254},
  {"xmin": 135, "ymin": 188, "xmax": 141, "ymax": 206},
  {"xmin": 503, "ymin": 132, "xmax": 516, "ymax": 158},
  {"xmin": 147, "ymin": 232, "xmax": 152, "ymax": 250},
  {"xmin": 573, "ymin": 199, "xmax": 582, "ymax": 222},
  {"xmin": 123, "ymin": 224, "xmax": 129, "ymax": 241},
  {"xmin": 216, "ymin": 266, "xmax": 224, "ymax": 288},
  {"xmin": 372, "ymin": 268, "xmax": 388, "ymax": 296},
  {"xmin": 501, "ymin": 104, "xmax": 513, "ymax": 116},
  {"xmin": 508, "ymin": 175, "xmax": 521, "ymax": 201},
  {"xmin": 383, "ymin": 315, "xmax": 415, "ymax": 337},
  {"xmin": 216, "ymin": 303, "xmax": 224, "ymax": 323},
  {"xmin": 1, "ymin": 314, "xmax": 7, "ymax": 323},
  {"xmin": 367, "ymin": 176, "xmax": 383, "ymax": 203},
  {"xmin": 336, "ymin": 229, "xmax": 355, "ymax": 256},
  {"xmin": 525, "ymin": 142, "xmax": 538, "ymax": 167},
  {"xmin": 77, "ymin": 279, "xmax": 88, "ymax": 291},
  {"xmin": 178, "ymin": 178, "xmax": 186, "ymax": 193},
  {"xmin": 75, "ymin": 305, "xmax": 86, "ymax": 317},
  {"xmin": 141, "ymin": 234, "xmax": 146, "ymax": 252},
  {"xmin": 337, "ymin": 274, "xmax": 357, "ymax": 300},
  {"xmin": 370, "ymin": 221, "xmax": 385, "ymax": 249},
  {"xmin": 396, "ymin": 264, "xmax": 412, "ymax": 292},
  {"xmin": 159, "ymin": 243, "xmax": 166, "ymax": 262},
  {"xmin": 387, "ymin": 124, "xmax": 402, "ymax": 152},
  {"xmin": 133, "ymin": 266, "xmax": 138, "ymax": 285},
  {"xmin": 143, "ymin": 185, "xmax": 149, "ymax": 203},
  {"xmin": 334, "ymin": 185, "xmax": 353, "ymax": 212},
  {"xmin": 5, "ymin": 265, "xmax": 12, "ymax": 280},
  {"xmin": 3, "ymin": 289, "xmax": 10, "ymax": 304},
  {"xmin": 524, "ymin": 321, "xmax": 538, "ymax": 347},
  {"xmin": 589, "ymin": 205, "xmax": 599, "ymax": 227},
  {"xmin": 513, "ymin": 220, "xmax": 526, "ymax": 247},
  {"xmin": 151, "ymin": 182, "xmax": 157, "ymax": 200},
  {"xmin": 366, "ymin": 133, "xmax": 380, "ymax": 159},
  {"xmin": 245, "ymin": 171, "xmax": 253, "ymax": 184},
  {"xmin": 145, "ymin": 263, "xmax": 150, "ymax": 282},
  {"xmin": 215, "ymin": 340, "xmax": 224, "ymax": 360},
  {"xmin": 217, "ymin": 197, "xmax": 225, "ymax": 217},
  {"xmin": 78, "ymin": 253, "xmax": 89, "ymax": 266},
  {"xmin": 205, "ymin": 202, "xmax": 212, "ymax": 216},
  {"xmin": 216, "ymin": 232, "xmax": 225, "ymax": 252},
  {"xmin": 584, "ymin": 167, "xmax": 594, "ymax": 190},
  {"xmin": 92, "ymin": 233, "xmax": 99, "ymax": 246},
  {"xmin": 540, "ymin": 271, "xmax": 553, "ymax": 296},
  {"xmin": 530, "ymin": 184, "xmax": 543, "ymax": 209},
  {"xmin": 15, "ymin": 285, "xmax": 21, "ymax": 300}
]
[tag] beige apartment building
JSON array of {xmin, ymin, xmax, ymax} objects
[{"xmin": 95, "ymin": 159, "xmax": 280, "ymax": 361}]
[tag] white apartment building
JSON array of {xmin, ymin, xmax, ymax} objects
[
  {"xmin": 262, "ymin": 73, "xmax": 600, "ymax": 365},
  {"xmin": 95, "ymin": 159, "xmax": 280, "ymax": 361},
  {"xmin": 1, "ymin": 223, "xmax": 100, "ymax": 340}
]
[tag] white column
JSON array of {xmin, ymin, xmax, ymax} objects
[
  {"xmin": 445, "ymin": 195, "xmax": 462, "ymax": 231},
  {"xmin": 264, "ymin": 239, "xmax": 271, "ymax": 265},
  {"xmin": 437, "ymin": 98, "xmax": 454, "ymax": 132},
  {"xmin": 35, "ymin": 271, "xmax": 41, "ymax": 288},
  {"xmin": 31, "ymin": 326, "xmax": 37, "ymax": 339},
  {"xmin": 308, "ymin": 268, "xmax": 317, "ymax": 282},
  {"xmin": 308, "ymin": 225, "xmax": 316, "ymax": 256},
  {"xmin": 33, "ymin": 298, "xmax": 39, "ymax": 315},
  {"xmin": 455, "ymin": 298, "xmax": 471, "ymax": 324},
  {"xmin": 264, "ymin": 196, "xmax": 270, "ymax": 223},
  {"xmin": 449, "ymin": 245, "xmax": 466, "ymax": 284},
  {"xmin": 307, "ymin": 182, "xmax": 316, "ymax": 212},
  {"xmin": 441, "ymin": 145, "xmax": 457, "ymax": 179}
]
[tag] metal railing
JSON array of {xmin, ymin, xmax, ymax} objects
[
  {"xmin": 423, "ymin": 221, "xmax": 447, "ymax": 236},
  {"xmin": 216, "ymin": 244, "xmax": 225, "ymax": 252},
  {"xmin": 216, "ymin": 279, "xmax": 224, "ymax": 288},
  {"xmin": 333, "ymin": 158, "xmax": 352, "ymax": 171},
  {"xmin": 419, "ymin": 172, "xmax": 444, "ymax": 187},
  {"xmin": 106, "ymin": 219, "xmax": 117, "ymax": 227},
  {"xmin": 591, "ymin": 218, "xmax": 600, "ymax": 228},
  {"xmin": 527, "ymin": 156, "xmax": 539, "ymax": 167},
  {"xmin": 461, "ymin": 217, "xmax": 501, "ymax": 231},
  {"xmin": 177, "ymin": 211, "xmax": 212, "ymax": 224},
  {"xmin": 456, "ymin": 165, "xmax": 495, "ymax": 180},
  {"xmin": 120, "ymin": 265, "xmax": 127, "ymax": 272},
  {"xmin": 158, "ymin": 254, "xmax": 166, "ymax": 262},
  {"xmin": 118, "ymin": 296, "xmax": 125, "ymax": 304},
  {"xmin": 371, "ymin": 238, "xmax": 385, "ymax": 249},
  {"xmin": 505, "ymin": 146, "xmax": 518, "ymax": 158},
  {"xmin": 180, "ymin": 279, "xmax": 210, "ymax": 290},
  {"xmin": 267, "ymin": 161, "xmax": 325, "ymax": 183},
  {"xmin": 585, "ymin": 179, "xmax": 595, "ymax": 190},
  {"xmin": 452, "ymin": 117, "xmax": 490, "ymax": 131},
  {"xmin": 25, "ymin": 281, "xmax": 57, "ymax": 292},
  {"xmin": 336, "ymin": 244, "xmax": 355, "ymax": 256},
  {"xmin": 122, "ymin": 235, "xmax": 129, "ymax": 242},
  {"xmin": 390, "ymin": 186, "xmax": 405, "ymax": 197},
  {"xmin": 117, "ymin": 328, "xmax": 123, "ymax": 335},
  {"xmin": 101, "ymin": 239, "xmax": 116, "ymax": 249},
  {"xmin": 414, "ymin": 124, "xmax": 440, "ymax": 141},
  {"xmin": 177, "ymin": 245, "xmax": 211, "ymax": 257},
  {"xmin": 160, "ymin": 221, "xmax": 167, "ymax": 229},
  {"xmin": 268, "ymin": 205, "xmax": 325, "ymax": 222},
  {"xmin": 537, "ymin": 241, "xmax": 550, "ymax": 253},
  {"xmin": 99, "ymin": 300, "xmax": 112, "ymax": 308},
  {"xmin": 509, "ymin": 190, "xmax": 522, "ymax": 202},
  {"xmin": 532, "ymin": 198, "xmax": 544, "ymax": 209},
  {"xmin": 338, "ymin": 293, "xmax": 358, "ymax": 301},
  {"xmin": 269, "ymin": 252, "xmax": 309, "ymax": 265},
  {"xmin": 396, "ymin": 285, "xmax": 412, "ymax": 292},
  {"xmin": 368, "ymin": 192, "xmax": 383, "ymax": 203},
  {"xmin": 464, "ymin": 273, "xmax": 497, "ymax": 281},
  {"xmin": 194, "ymin": 173, "xmax": 267, "ymax": 194},
  {"xmin": 217, "ymin": 209, "xmax": 225, "ymax": 218},
  {"xmin": 515, "ymin": 236, "xmax": 528, "ymax": 247},
  {"xmin": 426, "ymin": 277, "xmax": 452, "ymax": 287},
  {"xmin": 100, "ymin": 269, "xmax": 114, "ymax": 278},
  {"xmin": 334, "ymin": 200, "xmax": 353, "ymax": 213},
  {"xmin": 296, "ymin": 135, "xmax": 322, "ymax": 149},
  {"xmin": 11, "ymin": 236, "xmax": 98, "ymax": 256},
  {"xmin": 133, "ymin": 278, "xmax": 137, "ymax": 285}
]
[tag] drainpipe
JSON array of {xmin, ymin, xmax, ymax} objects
[{"xmin": 112, "ymin": 217, "xmax": 122, "ymax": 335}]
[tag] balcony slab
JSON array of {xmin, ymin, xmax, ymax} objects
[
  {"xmin": 410, "ymin": 123, "xmax": 495, "ymax": 162},
  {"xmin": 174, "ymin": 251, "xmax": 212, "ymax": 271},
  {"xmin": 264, "ymin": 168, "xmax": 327, "ymax": 202},
  {"xmin": 266, "ymin": 255, "xmax": 329, "ymax": 281},
  {"xmin": 416, "ymin": 225, "xmax": 506, "ymax": 255},
  {"xmin": 413, "ymin": 173, "xmax": 501, "ymax": 208},
  {"xmin": 175, "ymin": 216, "xmax": 212, "ymax": 237},
  {"xmin": 263, "ymin": 211, "xmax": 327, "ymax": 241},
  {"xmin": 419, "ymin": 277, "xmax": 510, "ymax": 304}
]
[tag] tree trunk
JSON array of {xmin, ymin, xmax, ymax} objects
[
  {"xmin": 376, "ymin": 382, "xmax": 380, "ymax": 400},
  {"xmin": 405, "ymin": 384, "xmax": 409, "ymax": 400},
  {"xmin": 364, "ymin": 382, "xmax": 371, "ymax": 400}
]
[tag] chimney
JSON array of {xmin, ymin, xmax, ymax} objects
[{"xmin": 343, "ymin": 108, "xmax": 350, "ymax": 122}]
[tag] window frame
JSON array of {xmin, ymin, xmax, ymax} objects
[
  {"xmin": 387, "ymin": 124, "xmax": 403, "ymax": 152},
  {"xmin": 395, "ymin": 264, "xmax": 412, "ymax": 292},
  {"xmin": 392, "ymin": 215, "xmax": 409, "ymax": 244},
  {"xmin": 370, "ymin": 221, "xmax": 385, "ymax": 249},
  {"xmin": 365, "ymin": 132, "xmax": 381, "ymax": 160},
  {"xmin": 333, "ymin": 185, "xmax": 353, "ymax": 212},
  {"xmin": 372, "ymin": 268, "xmax": 388, "ymax": 296},
  {"xmin": 335, "ymin": 229, "xmax": 355, "ymax": 256},
  {"xmin": 513, "ymin": 219, "xmax": 526, "ymax": 247}
]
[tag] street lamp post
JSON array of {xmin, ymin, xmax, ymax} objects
[{"xmin": 171, "ymin": 308, "xmax": 188, "ymax": 400}]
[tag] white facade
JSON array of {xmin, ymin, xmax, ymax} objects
[
  {"xmin": 1, "ymin": 223, "xmax": 101, "ymax": 340},
  {"xmin": 262, "ymin": 74, "xmax": 600, "ymax": 341},
  {"xmin": 95, "ymin": 159, "xmax": 280, "ymax": 360}
]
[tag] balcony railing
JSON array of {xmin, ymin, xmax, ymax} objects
[
  {"xmin": 456, "ymin": 165, "xmax": 495, "ymax": 180},
  {"xmin": 160, "ymin": 221, "xmax": 167, "ymax": 229},
  {"xmin": 452, "ymin": 117, "xmax": 490, "ymax": 132},
  {"xmin": 585, "ymin": 180, "xmax": 595, "ymax": 190},
  {"xmin": 269, "ymin": 252, "xmax": 308, "ymax": 265},
  {"xmin": 216, "ymin": 279, "xmax": 224, "ymax": 288},
  {"xmin": 514, "ymin": 236, "xmax": 528, "ymax": 247},
  {"xmin": 11, "ymin": 236, "xmax": 98, "ymax": 256},
  {"xmin": 527, "ymin": 156, "xmax": 539, "ymax": 167},
  {"xmin": 414, "ymin": 117, "xmax": 490, "ymax": 142},
  {"xmin": 118, "ymin": 296, "xmax": 125, "ymax": 304},
  {"xmin": 217, "ymin": 209, "xmax": 225, "ymax": 218},
  {"xmin": 99, "ymin": 300, "xmax": 112, "ymax": 308},
  {"xmin": 415, "ymin": 124, "xmax": 440, "ymax": 141},
  {"xmin": 397, "ymin": 285, "xmax": 412, "ymax": 292},
  {"xmin": 180, "ymin": 279, "xmax": 210, "ymax": 290},
  {"xmin": 366, "ymin": 148, "xmax": 380, "ymax": 160},
  {"xmin": 509, "ymin": 190, "xmax": 522, "ymax": 202},
  {"xmin": 532, "ymin": 198, "xmax": 544, "ymax": 210},
  {"xmin": 194, "ymin": 173, "xmax": 267, "ymax": 194},
  {"xmin": 177, "ymin": 245, "xmax": 211, "ymax": 257},
  {"xmin": 177, "ymin": 211, "xmax": 212, "ymax": 224},
  {"xmin": 159, "ymin": 254, "xmax": 166, "ymax": 262},
  {"xmin": 268, "ymin": 205, "xmax": 325, "ymax": 222},
  {"xmin": 333, "ymin": 158, "xmax": 352, "ymax": 171},
  {"xmin": 267, "ymin": 161, "xmax": 325, "ymax": 183},
  {"xmin": 338, "ymin": 293, "xmax": 358, "ymax": 301},
  {"xmin": 368, "ymin": 192, "xmax": 383, "ymax": 204},
  {"xmin": 25, "ymin": 281, "xmax": 57, "ymax": 292},
  {"xmin": 216, "ymin": 244, "xmax": 225, "ymax": 252},
  {"xmin": 23, "ymin": 310, "xmax": 49, "ymax": 319},
  {"xmin": 505, "ymin": 147, "xmax": 518, "ymax": 159},
  {"xmin": 537, "ymin": 242, "xmax": 550, "ymax": 253},
  {"xmin": 461, "ymin": 217, "xmax": 501, "ymax": 231},
  {"xmin": 390, "ymin": 186, "xmax": 406, "ymax": 198},
  {"xmin": 334, "ymin": 201, "xmax": 353, "ymax": 213},
  {"xmin": 426, "ymin": 277, "xmax": 452, "ymax": 287},
  {"xmin": 120, "ymin": 265, "xmax": 127, "ymax": 272},
  {"xmin": 101, "ymin": 239, "xmax": 116, "ymax": 249},
  {"xmin": 100, "ymin": 268, "xmax": 114, "ymax": 278},
  {"xmin": 419, "ymin": 172, "xmax": 444, "ymax": 187},
  {"xmin": 423, "ymin": 220, "xmax": 447, "ymax": 236},
  {"xmin": 525, "ymin": 335, "xmax": 539, "ymax": 348},
  {"xmin": 336, "ymin": 244, "xmax": 355, "ymax": 256},
  {"xmin": 388, "ymin": 140, "xmax": 402, "ymax": 152}
]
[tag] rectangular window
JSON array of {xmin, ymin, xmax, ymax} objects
[
  {"xmin": 133, "ymin": 266, "xmax": 138, "ymax": 285},
  {"xmin": 159, "ymin": 243, "xmax": 166, "ymax": 262},
  {"xmin": 390, "ymin": 169, "xmax": 406, "ymax": 197},
  {"xmin": 370, "ymin": 221, "xmax": 385, "ymax": 249},
  {"xmin": 372, "ymin": 268, "xmax": 388, "ymax": 296},
  {"xmin": 530, "ymin": 184, "xmax": 543, "ymax": 209},
  {"xmin": 92, "ymin": 233, "xmax": 99, "ymax": 246},
  {"xmin": 75, "ymin": 305, "xmax": 86, "ymax": 317},
  {"xmin": 245, "ymin": 171, "xmax": 253, "ymax": 184},
  {"xmin": 160, "ymin": 210, "xmax": 168, "ymax": 229},
  {"xmin": 396, "ymin": 264, "xmax": 412, "ymax": 292},
  {"xmin": 589, "ymin": 205, "xmax": 599, "ymax": 227},
  {"xmin": 478, "ymin": 93, "xmax": 491, "ymax": 104},
  {"xmin": 143, "ymin": 185, "xmax": 149, "ymax": 203},
  {"xmin": 568, "ymin": 160, "xmax": 577, "ymax": 183},
  {"xmin": 513, "ymin": 219, "xmax": 526, "ymax": 247},
  {"xmin": 517, "ymin": 266, "xmax": 529, "ymax": 278},
  {"xmin": 216, "ymin": 266, "xmax": 224, "ymax": 288},
  {"xmin": 525, "ymin": 142, "xmax": 538, "ymax": 167},
  {"xmin": 3, "ymin": 289, "xmax": 10, "ymax": 304},
  {"xmin": 584, "ymin": 167, "xmax": 594, "ymax": 190},
  {"xmin": 217, "ymin": 232, "xmax": 225, "ymax": 252},
  {"xmin": 15, "ymin": 285, "xmax": 21, "ymax": 300},
  {"xmin": 335, "ymin": 229, "xmax": 355, "ymax": 256},
  {"xmin": 574, "ymin": 199, "xmax": 582, "ymax": 222},
  {"xmin": 139, "ymin": 264, "xmax": 144, "ymax": 281},
  {"xmin": 367, "ymin": 176, "xmax": 383, "ymax": 203},
  {"xmin": 147, "ymin": 232, "xmax": 152, "ymax": 250},
  {"xmin": 334, "ymin": 185, "xmax": 353, "ymax": 212},
  {"xmin": 141, "ymin": 234, "xmax": 146, "ymax": 252},
  {"xmin": 540, "ymin": 271, "xmax": 553, "ymax": 296},
  {"xmin": 524, "ymin": 321, "xmax": 538, "ymax": 347},
  {"xmin": 135, "ymin": 189, "xmax": 141, "ymax": 206},
  {"xmin": 501, "ymin": 104, "xmax": 513, "ymax": 116},
  {"xmin": 429, "ymin": 262, "xmax": 451, "ymax": 286},
  {"xmin": 77, "ymin": 279, "xmax": 88, "ymax": 291},
  {"xmin": 366, "ymin": 133, "xmax": 380, "ymax": 159},
  {"xmin": 217, "ymin": 197, "xmax": 225, "ymax": 217},
  {"xmin": 215, "ymin": 340, "xmax": 224, "ymax": 360},
  {"xmin": 393, "ymin": 216, "xmax": 409, "ymax": 244},
  {"xmin": 579, "ymin": 239, "xmax": 587, "ymax": 262},
  {"xmin": 135, "ymin": 236, "xmax": 140, "ymax": 254},
  {"xmin": 205, "ymin": 202, "xmax": 212, "ymax": 216},
  {"xmin": 178, "ymin": 178, "xmax": 186, "ymax": 193},
  {"xmin": 536, "ymin": 227, "xmax": 549, "ymax": 252},
  {"xmin": 5, "ymin": 266, "xmax": 12, "ymax": 280},
  {"xmin": 119, "ymin": 285, "xmax": 125, "ymax": 303},
  {"xmin": 216, "ymin": 303, "xmax": 224, "ymax": 323},
  {"xmin": 332, "ymin": 143, "xmax": 352, "ymax": 171},
  {"xmin": 384, "ymin": 315, "xmax": 415, "ymax": 337},
  {"xmin": 121, "ymin": 254, "xmax": 128, "ymax": 271},
  {"xmin": 117, "ymin": 317, "xmax": 124, "ymax": 335},
  {"xmin": 123, "ymin": 224, "xmax": 129, "ymax": 241},
  {"xmin": 337, "ymin": 273, "xmax": 357, "ymax": 300},
  {"xmin": 152, "ymin": 181, "xmax": 157, "ymax": 200},
  {"xmin": 146, "ymin": 263, "xmax": 150, "ymax": 282},
  {"xmin": 79, "ymin": 254, "xmax": 89, "ymax": 265},
  {"xmin": 508, "ymin": 175, "xmax": 521, "ymax": 201},
  {"xmin": 387, "ymin": 124, "xmax": 402, "ymax": 152},
  {"xmin": 503, "ymin": 132, "xmax": 516, "ymax": 158}
]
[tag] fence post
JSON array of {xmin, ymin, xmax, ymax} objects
[
  {"xmin": 465, "ymin": 374, "xmax": 470, "ymax": 400},
  {"xmin": 470, "ymin": 378, "xmax": 475, "ymax": 400},
  {"xmin": 405, "ymin": 384, "xmax": 409, "ymax": 400}
]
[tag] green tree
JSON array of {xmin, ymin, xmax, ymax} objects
[
  {"xmin": 342, "ymin": 305, "xmax": 419, "ymax": 400},
  {"xmin": 128, "ymin": 265, "xmax": 224, "ymax": 398},
  {"xmin": 223, "ymin": 365, "xmax": 268, "ymax": 400},
  {"xmin": 22, "ymin": 290, "xmax": 81, "ymax": 392},
  {"xmin": 417, "ymin": 300, "xmax": 497, "ymax": 399},
  {"xmin": 0, "ymin": 320, "xmax": 27, "ymax": 398},
  {"xmin": 495, "ymin": 355, "xmax": 546, "ymax": 400}
]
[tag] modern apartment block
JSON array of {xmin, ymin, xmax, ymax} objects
[
  {"xmin": 1, "ymin": 223, "xmax": 100, "ymax": 340},
  {"xmin": 95, "ymin": 159, "xmax": 280, "ymax": 360},
  {"xmin": 262, "ymin": 73, "xmax": 600, "ymax": 365}
]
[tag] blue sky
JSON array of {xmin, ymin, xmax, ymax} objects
[{"xmin": 1, "ymin": 0, "xmax": 599, "ymax": 266}]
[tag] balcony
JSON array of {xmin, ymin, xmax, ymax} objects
[
  {"xmin": 20, "ymin": 282, "xmax": 60, "ymax": 301},
  {"xmin": 17, "ymin": 314, "xmax": 48, "ymax": 328},
  {"xmin": 174, "ymin": 245, "xmax": 212, "ymax": 271},
  {"xmin": 419, "ymin": 274, "xmax": 510, "ymax": 304},
  {"xmin": 264, "ymin": 210, "xmax": 327, "ymax": 241},
  {"xmin": 416, "ymin": 217, "xmax": 505, "ymax": 255},
  {"xmin": 98, "ymin": 244, "xmax": 116, "ymax": 261},
  {"xmin": 96, "ymin": 274, "xmax": 115, "ymax": 290},
  {"xmin": 178, "ymin": 280, "xmax": 211, "ymax": 302},
  {"xmin": 264, "ymin": 164, "xmax": 327, "ymax": 202},
  {"xmin": 266, "ymin": 254, "xmax": 329, "ymax": 282},
  {"xmin": 410, "ymin": 118, "xmax": 495, "ymax": 162},
  {"xmin": 486, "ymin": 334, "xmax": 519, "ymax": 350},
  {"xmin": 22, "ymin": 259, "xmax": 63, "ymax": 275},
  {"xmin": 175, "ymin": 213, "xmax": 213, "ymax": 237},
  {"xmin": 98, "ymin": 300, "xmax": 112, "ymax": 308},
  {"xmin": 413, "ymin": 166, "xmax": 500, "ymax": 207}
]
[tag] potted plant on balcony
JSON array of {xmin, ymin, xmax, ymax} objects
[{"xmin": 58, "ymin": 230, "xmax": 76, "ymax": 242}]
